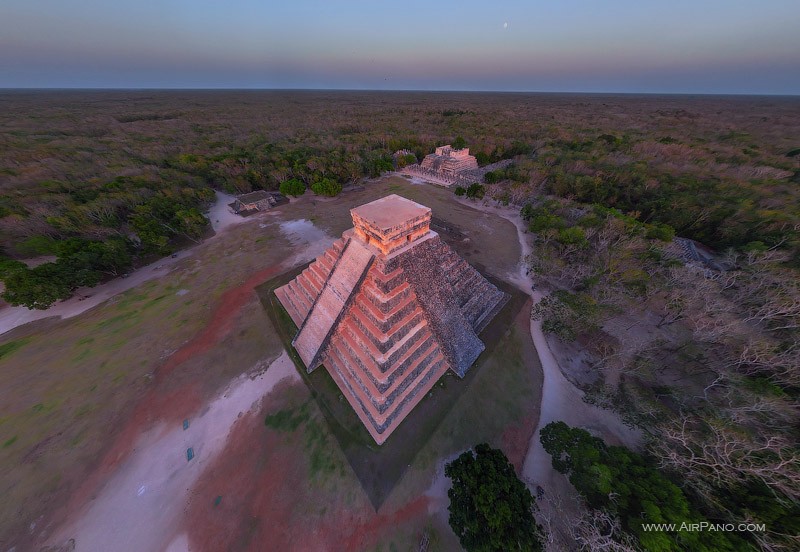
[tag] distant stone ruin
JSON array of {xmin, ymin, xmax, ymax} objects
[
  {"xmin": 421, "ymin": 145, "xmax": 479, "ymax": 175},
  {"xmin": 402, "ymin": 145, "xmax": 479, "ymax": 187},
  {"xmin": 231, "ymin": 191, "xmax": 287, "ymax": 216},
  {"xmin": 400, "ymin": 144, "xmax": 521, "ymax": 189},
  {"xmin": 275, "ymin": 194, "xmax": 506, "ymax": 444}
]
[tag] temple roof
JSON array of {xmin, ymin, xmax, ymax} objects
[{"xmin": 350, "ymin": 194, "xmax": 430, "ymax": 232}]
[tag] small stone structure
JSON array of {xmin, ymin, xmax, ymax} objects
[
  {"xmin": 231, "ymin": 191, "xmax": 287, "ymax": 215},
  {"xmin": 275, "ymin": 194, "xmax": 506, "ymax": 444},
  {"xmin": 402, "ymin": 144, "xmax": 479, "ymax": 187},
  {"xmin": 421, "ymin": 145, "xmax": 479, "ymax": 175}
]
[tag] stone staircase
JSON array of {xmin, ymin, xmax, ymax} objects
[
  {"xmin": 323, "ymin": 260, "xmax": 450, "ymax": 443},
  {"xmin": 292, "ymin": 238, "xmax": 375, "ymax": 370},
  {"xmin": 275, "ymin": 237, "xmax": 348, "ymax": 327}
]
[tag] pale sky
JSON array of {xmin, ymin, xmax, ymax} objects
[{"xmin": 1, "ymin": 0, "xmax": 799, "ymax": 93}]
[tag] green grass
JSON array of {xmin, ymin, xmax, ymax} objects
[
  {"xmin": 94, "ymin": 310, "xmax": 140, "ymax": 330},
  {"xmin": 264, "ymin": 397, "xmax": 342, "ymax": 480},
  {"xmin": 71, "ymin": 348, "xmax": 93, "ymax": 362},
  {"xmin": 265, "ymin": 401, "xmax": 311, "ymax": 432},
  {"xmin": 0, "ymin": 338, "xmax": 31, "ymax": 360}
]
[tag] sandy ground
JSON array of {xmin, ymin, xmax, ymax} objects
[
  {"xmin": 278, "ymin": 218, "xmax": 335, "ymax": 266},
  {"xmin": 46, "ymin": 352, "xmax": 299, "ymax": 552},
  {"xmin": 207, "ymin": 191, "xmax": 243, "ymax": 234},
  {"xmin": 0, "ymin": 192, "xmax": 250, "ymax": 336}
]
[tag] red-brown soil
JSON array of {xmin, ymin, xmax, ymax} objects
[
  {"xmin": 183, "ymin": 388, "xmax": 433, "ymax": 552},
  {"xmin": 40, "ymin": 263, "xmax": 282, "ymax": 547},
  {"xmin": 157, "ymin": 265, "xmax": 281, "ymax": 380},
  {"xmin": 501, "ymin": 417, "xmax": 538, "ymax": 473}
]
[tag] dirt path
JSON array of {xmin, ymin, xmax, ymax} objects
[
  {"xmin": 0, "ymin": 248, "xmax": 195, "ymax": 336},
  {"xmin": 455, "ymin": 197, "xmax": 642, "ymax": 542},
  {"xmin": 0, "ymin": 192, "xmax": 258, "ymax": 337},
  {"xmin": 46, "ymin": 353, "xmax": 299, "ymax": 552}
]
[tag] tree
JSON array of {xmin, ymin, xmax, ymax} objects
[
  {"xmin": 453, "ymin": 136, "xmax": 467, "ymax": 150},
  {"xmin": 174, "ymin": 208, "xmax": 207, "ymax": 240},
  {"xmin": 475, "ymin": 151, "xmax": 492, "ymax": 166},
  {"xmin": 0, "ymin": 257, "xmax": 26, "ymax": 279},
  {"xmin": 311, "ymin": 177, "xmax": 343, "ymax": 197},
  {"xmin": 454, "ymin": 186, "xmax": 466, "ymax": 197},
  {"xmin": 532, "ymin": 291, "xmax": 600, "ymax": 341},
  {"xmin": 364, "ymin": 154, "xmax": 394, "ymax": 178},
  {"xmin": 396, "ymin": 153, "xmax": 417, "ymax": 168},
  {"xmin": 1, "ymin": 263, "xmax": 73, "ymax": 309},
  {"xmin": 279, "ymin": 178, "xmax": 306, "ymax": 197},
  {"xmin": 68, "ymin": 238, "xmax": 132, "ymax": 277},
  {"xmin": 466, "ymin": 183, "xmax": 485, "ymax": 199},
  {"xmin": 645, "ymin": 223, "xmax": 676, "ymax": 242},
  {"xmin": 445, "ymin": 444, "xmax": 544, "ymax": 551},
  {"xmin": 540, "ymin": 422, "xmax": 750, "ymax": 551},
  {"xmin": 0, "ymin": 237, "xmax": 134, "ymax": 309},
  {"xmin": 556, "ymin": 226, "xmax": 589, "ymax": 248}
]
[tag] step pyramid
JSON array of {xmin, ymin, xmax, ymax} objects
[{"xmin": 275, "ymin": 194, "xmax": 506, "ymax": 444}]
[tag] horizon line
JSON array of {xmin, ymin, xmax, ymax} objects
[{"xmin": 1, "ymin": 87, "xmax": 799, "ymax": 98}]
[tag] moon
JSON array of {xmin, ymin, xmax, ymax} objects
[{"xmin": 503, "ymin": 22, "xmax": 508, "ymax": 29}]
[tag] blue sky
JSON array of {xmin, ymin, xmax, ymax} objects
[{"xmin": 1, "ymin": 0, "xmax": 799, "ymax": 93}]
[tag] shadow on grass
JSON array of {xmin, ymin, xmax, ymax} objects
[{"xmin": 256, "ymin": 265, "xmax": 527, "ymax": 509}]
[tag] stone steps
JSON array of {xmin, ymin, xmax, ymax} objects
[
  {"xmin": 355, "ymin": 286, "xmax": 416, "ymax": 331},
  {"xmin": 335, "ymin": 318, "xmax": 434, "ymax": 388},
  {"xmin": 463, "ymin": 285, "xmax": 504, "ymax": 328},
  {"xmin": 274, "ymin": 286, "xmax": 305, "ymax": 327},
  {"xmin": 330, "ymin": 328, "xmax": 438, "ymax": 405},
  {"xmin": 293, "ymin": 239, "xmax": 374, "ymax": 370},
  {"xmin": 324, "ymin": 337, "xmax": 448, "ymax": 443},
  {"xmin": 286, "ymin": 280, "xmax": 313, "ymax": 317},
  {"xmin": 295, "ymin": 272, "xmax": 320, "ymax": 305},
  {"xmin": 347, "ymin": 303, "xmax": 425, "ymax": 356}
]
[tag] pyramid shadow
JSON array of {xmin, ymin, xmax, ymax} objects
[{"xmin": 256, "ymin": 265, "xmax": 526, "ymax": 509}]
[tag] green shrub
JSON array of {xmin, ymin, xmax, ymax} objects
[
  {"xmin": 279, "ymin": 178, "xmax": 306, "ymax": 197},
  {"xmin": 645, "ymin": 223, "xmax": 675, "ymax": 242},
  {"xmin": 556, "ymin": 226, "xmax": 588, "ymax": 247},
  {"xmin": 311, "ymin": 177, "xmax": 342, "ymax": 197},
  {"xmin": 465, "ymin": 183, "xmax": 485, "ymax": 199}
]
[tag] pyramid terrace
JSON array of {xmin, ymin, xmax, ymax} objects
[{"xmin": 275, "ymin": 194, "xmax": 506, "ymax": 444}]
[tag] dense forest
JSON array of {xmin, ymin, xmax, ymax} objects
[
  {"xmin": 1, "ymin": 91, "xmax": 798, "ymax": 308},
  {"xmin": 518, "ymin": 173, "xmax": 798, "ymax": 547}
]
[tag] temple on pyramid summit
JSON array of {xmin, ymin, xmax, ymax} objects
[{"xmin": 275, "ymin": 195, "xmax": 506, "ymax": 444}]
